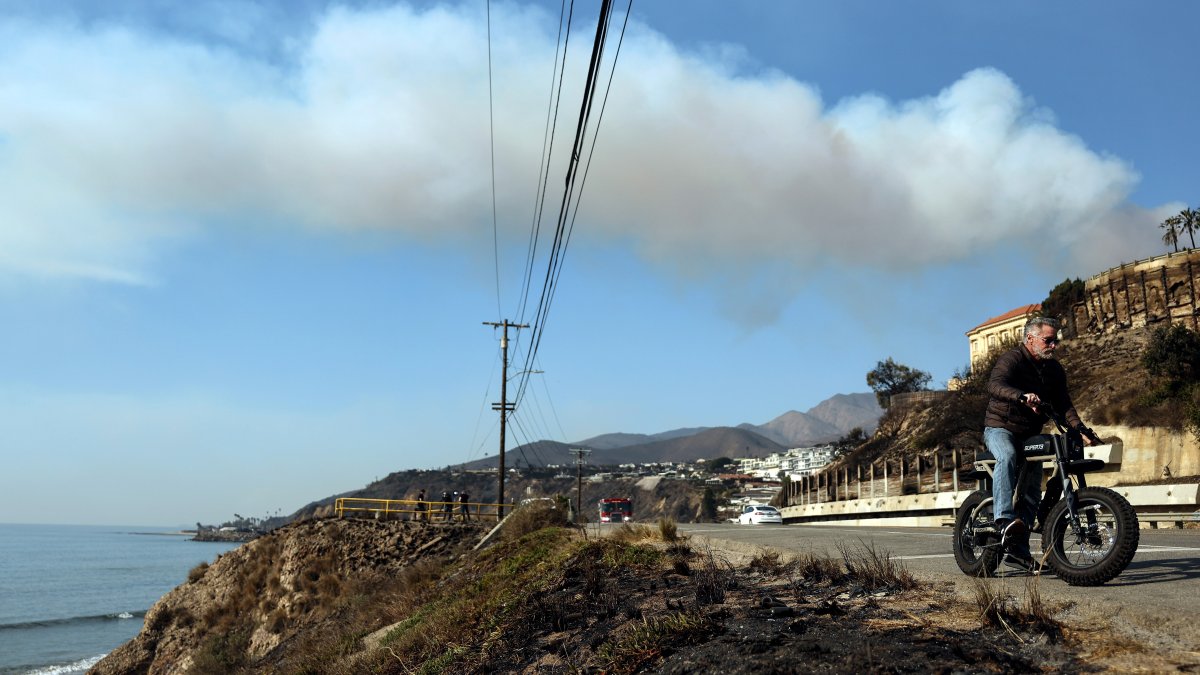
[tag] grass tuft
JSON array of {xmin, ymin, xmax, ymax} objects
[
  {"xmin": 837, "ymin": 541, "xmax": 920, "ymax": 591},
  {"xmin": 597, "ymin": 611, "xmax": 714, "ymax": 674},
  {"xmin": 658, "ymin": 517, "xmax": 679, "ymax": 542},
  {"xmin": 748, "ymin": 548, "xmax": 784, "ymax": 575},
  {"xmin": 972, "ymin": 578, "xmax": 1064, "ymax": 642}
]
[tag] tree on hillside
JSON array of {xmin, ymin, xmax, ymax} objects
[
  {"xmin": 832, "ymin": 427, "xmax": 868, "ymax": 458},
  {"xmin": 1140, "ymin": 324, "xmax": 1200, "ymax": 441},
  {"xmin": 705, "ymin": 456, "xmax": 737, "ymax": 474},
  {"xmin": 699, "ymin": 487, "xmax": 718, "ymax": 522},
  {"xmin": 1161, "ymin": 215, "xmax": 1181, "ymax": 253},
  {"xmin": 866, "ymin": 358, "xmax": 932, "ymax": 408},
  {"xmin": 1142, "ymin": 324, "xmax": 1200, "ymax": 386},
  {"xmin": 1041, "ymin": 278, "xmax": 1084, "ymax": 337}
]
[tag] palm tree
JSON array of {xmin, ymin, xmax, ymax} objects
[
  {"xmin": 1179, "ymin": 207, "xmax": 1198, "ymax": 250},
  {"xmin": 1162, "ymin": 215, "xmax": 1181, "ymax": 253}
]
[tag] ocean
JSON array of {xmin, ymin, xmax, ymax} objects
[{"xmin": 0, "ymin": 523, "xmax": 240, "ymax": 675}]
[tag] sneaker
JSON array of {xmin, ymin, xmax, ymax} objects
[
  {"xmin": 1000, "ymin": 518, "xmax": 1027, "ymax": 547},
  {"xmin": 1002, "ymin": 552, "xmax": 1039, "ymax": 575}
]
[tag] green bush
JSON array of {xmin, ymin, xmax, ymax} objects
[
  {"xmin": 1138, "ymin": 325, "xmax": 1200, "ymax": 439},
  {"xmin": 1142, "ymin": 325, "xmax": 1200, "ymax": 385}
]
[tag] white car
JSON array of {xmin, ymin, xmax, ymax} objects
[{"xmin": 738, "ymin": 504, "xmax": 783, "ymax": 525}]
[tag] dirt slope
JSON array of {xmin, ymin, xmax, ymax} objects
[
  {"xmin": 91, "ymin": 519, "xmax": 486, "ymax": 674},
  {"xmin": 89, "ymin": 511, "xmax": 1199, "ymax": 674}
]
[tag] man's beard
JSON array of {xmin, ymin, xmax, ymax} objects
[{"xmin": 1031, "ymin": 343, "xmax": 1057, "ymax": 360}]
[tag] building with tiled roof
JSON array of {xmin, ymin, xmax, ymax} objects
[{"xmin": 966, "ymin": 303, "xmax": 1041, "ymax": 372}]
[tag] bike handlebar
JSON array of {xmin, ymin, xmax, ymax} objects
[{"xmin": 1033, "ymin": 401, "xmax": 1100, "ymax": 443}]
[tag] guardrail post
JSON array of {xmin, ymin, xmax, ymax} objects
[
  {"xmin": 856, "ymin": 464, "xmax": 862, "ymax": 500},
  {"xmin": 952, "ymin": 448, "xmax": 959, "ymax": 493},
  {"xmin": 883, "ymin": 460, "xmax": 889, "ymax": 497},
  {"xmin": 933, "ymin": 452, "xmax": 940, "ymax": 492},
  {"xmin": 915, "ymin": 455, "xmax": 922, "ymax": 494}
]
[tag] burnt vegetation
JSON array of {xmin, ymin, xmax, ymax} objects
[{"xmin": 98, "ymin": 503, "xmax": 1108, "ymax": 674}]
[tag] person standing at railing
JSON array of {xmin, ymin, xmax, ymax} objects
[
  {"xmin": 414, "ymin": 489, "xmax": 428, "ymax": 522},
  {"xmin": 441, "ymin": 491, "xmax": 453, "ymax": 521},
  {"xmin": 458, "ymin": 490, "xmax": 471, "ymax": 521}
]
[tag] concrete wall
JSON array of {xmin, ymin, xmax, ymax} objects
[
  {"xmin": 1073, "ymin": 249, "xmax": 1200, "ymax": 334},
  {"xmin": 1087, "ymin": 424, "xmax": 1200, "ymax": 485}
]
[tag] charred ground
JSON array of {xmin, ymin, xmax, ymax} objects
[{"xmin": 93, "ymin": 505, "xmax": 1137, "ymax": 674}]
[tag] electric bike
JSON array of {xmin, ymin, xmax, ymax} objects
[{"xmin": 952, "ymin": 405, "xmax": 1139, "ymax": 585}]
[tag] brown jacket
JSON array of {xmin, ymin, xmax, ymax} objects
[{"xmin": 984, "ymin": 344, "xmax": 1082, "ymax": 436}]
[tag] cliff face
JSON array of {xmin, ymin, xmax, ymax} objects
[
  {"xmin": 92, "ymin": 519, "xmax": 485, "ymax": 675},
  {"xmin": 1074, "ymin": 249, "xmax": 1200, "ymax": 335}
]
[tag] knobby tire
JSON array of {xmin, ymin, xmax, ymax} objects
[
  {"xmin": 1042, "ymin": 486, "xmax": 1139, "ymax": 586},
  {"xmin": 953, "ymin": 490, "xmax": 1001, "ymax": 577}
]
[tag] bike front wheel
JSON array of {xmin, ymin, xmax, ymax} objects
[
  {"xmin": 953, "ymin": 490, "xmax": 1001, "ymax": 577},
  {"xmin": 1042, "ymin": 486, "xmax": 1139, "ymax": 586}
]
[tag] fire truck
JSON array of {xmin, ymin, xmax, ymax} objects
[{"xmin": 598, "ymin": 497, "xmax": 633, "ymax": 523}]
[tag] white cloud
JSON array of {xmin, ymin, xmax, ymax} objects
[{"xmin": 0, "ymin": 2, "xmax": 1166, "ymax": 286}]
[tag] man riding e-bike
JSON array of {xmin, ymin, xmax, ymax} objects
[{"xmin": 984, "ymin": 317, "xmax": 1098, "ymax": 571}]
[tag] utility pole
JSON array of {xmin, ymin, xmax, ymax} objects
[
  {"xmin": 483, "ymin": 320, "xmax": 528, "ymax": 519},
  {"xmin": 569, "ymin": 448, "xmax": 591, "ymax": 524}
]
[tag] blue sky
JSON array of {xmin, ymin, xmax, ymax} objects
[{"xmin": 1, "ymin": 1, "xmax": 1195, "ymax": 525}]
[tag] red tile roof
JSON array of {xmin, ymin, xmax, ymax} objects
[{"xmin": 967, "ymin": 303, "xmax": 1041, "ymax": 334}]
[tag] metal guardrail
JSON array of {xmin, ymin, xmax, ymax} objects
[
  {"xmin": 938, "ymin": 509, "xmax": 1200, "ymax": 528},
  {"xmin": 334, "ymin": 497, "xmax": 505, "ymax": 521}
]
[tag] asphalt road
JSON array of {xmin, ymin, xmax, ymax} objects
[{"xmin": 676, "ymin": 522, "xmax": 1200, "ymax": 648}]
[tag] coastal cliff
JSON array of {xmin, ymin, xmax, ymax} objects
[{"xmin": 91, "ymin": 518, "xmax": 485, "ymax": 674}]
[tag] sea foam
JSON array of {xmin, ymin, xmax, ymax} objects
[{"xmin": 23, "ymin": 653, "xmax": 105, "ymax": 675}]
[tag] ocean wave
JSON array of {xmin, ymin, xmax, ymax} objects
[
  {"xmin": 0, "ymin": 611, "xmax": 145, "ymax": 631},
  {"xmin": 17, "ymin": 653, "xmax": 106, "ymax": 675}
]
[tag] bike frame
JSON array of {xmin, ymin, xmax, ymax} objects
[{"xmin": 972, "ymin": 410, "xmax": 1100, "ymax": 544}]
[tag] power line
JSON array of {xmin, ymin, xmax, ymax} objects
[
  {"xmin": 486, "ymin": 0, "xmax": 502, "ymax": 318},
  {"xmin": 514, "ymin": 0, "xmax": 631, "ymax": 409},
  {"xmin": 517, "ymin": 0, "xmax": 573, "ymax": 331}
]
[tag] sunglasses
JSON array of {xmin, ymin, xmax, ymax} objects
[{"xmin": 1036, "ymin": 335, "xmax": 1059, "ymax": 344}]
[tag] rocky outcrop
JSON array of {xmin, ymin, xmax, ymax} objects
[
  {"xmin": 1073, "ymin": 249, "xmax": 1200, "ymax": 335},
  {"xmin": 92, "ymin": 518, "xmax": 485, "ymax": 675}
]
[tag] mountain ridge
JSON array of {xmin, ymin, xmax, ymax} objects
[{"xmin": 458, "ymin": 391, "xmax": 882, "ymax": 469}]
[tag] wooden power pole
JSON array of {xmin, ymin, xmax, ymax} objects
[
  {"xmin": 569, "ymin": 448, "xmax": 591, "ymax": 524},
  {"xmin": 483, "ymin": 320, "xmax": 528, "ymax": 519}
]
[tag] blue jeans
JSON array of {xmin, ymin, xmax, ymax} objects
[{"xmin": 983, "ymin": 427, "xmax": 1042, "ymax": 527}]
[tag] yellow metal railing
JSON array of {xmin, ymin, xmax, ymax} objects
[{"xmin": 334, "ymin": 497, "xmax": 504, "ymax": 521}]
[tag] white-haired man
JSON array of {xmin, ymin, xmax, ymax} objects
[{"xmin": 983, "ymin": 317, "xmax": 1097, "ymax": 571}]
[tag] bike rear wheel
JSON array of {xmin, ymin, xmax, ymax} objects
[
  {"xmin": 953, "ymin": 490, "xmax": 1001, "ymax": 577},
  {"xmin": 1042, "ymin": 486, "xmax": 1139, "ymax": 586}
]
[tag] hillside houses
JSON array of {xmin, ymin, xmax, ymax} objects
[{"xmin": 738, "ymin": 445, "xmax": 835, "ymax": 481}]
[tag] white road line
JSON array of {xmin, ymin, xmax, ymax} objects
[{"xmin": 1133, "ymin": 546, "xmax": 1200, "ymax": 553}]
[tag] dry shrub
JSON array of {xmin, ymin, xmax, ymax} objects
[
  {"xmin": 791, "ymin": 551, "xmax": 842, "ymax": 584},
  {"xmin": 837, "ymin": 541, "xmax": 920, "ymax": 591},
  {"xmin": 609, "ymin": 523, "xmax": 657, "ymax": 543},
  {"xmin": 501, "ymin": 500, "xmax": 572, "ymax": 541},
  {"xmin": 266, "ymin": 608, "xmax": 287, "ymax": 634},
  {"xmin": 972, "ymin": 578, "xmax": 1064, "ymax": 642},
  {"xmin": 190, "ymin": 627, "xmax": 250, "ymax": 674},
  {"xmin": 747, "ymin": 548, "xmax": 784, "ymax": 575},
  {"xmin": 693, "ymin": 549, "xmax": 736, "ymax": 606},
  {"xmin": 187, "ymin": 562, "xmax": 208, "ymax": 583},
  {"xmin": 657, "ymin": 517, "xmax": 678, "ymax": 542}
]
